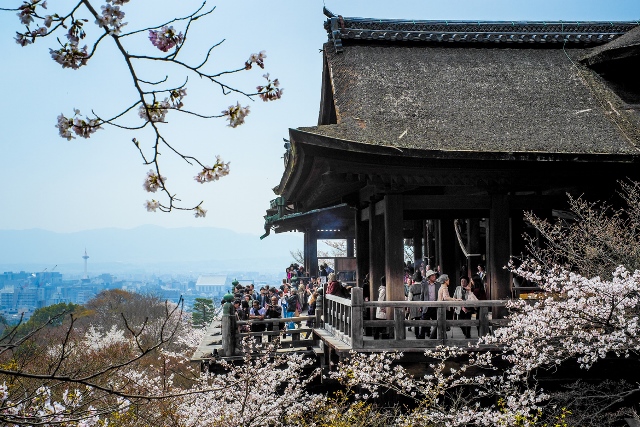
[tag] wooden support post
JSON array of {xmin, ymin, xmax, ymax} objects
[
  {"xmin": 437, "ymin": 305, "xmax": 447, "ymax": 342},
  {"xmin": 467, "ymin": 219, "xmax": 481, "ymax": 278},
  {"xmin": 369, "ymin": 199, "xmax": 385, "ymax": 316},
  {"xmin": 394, "ymin": 307, "xmax": 406, "ymax": 340},
  {"xmin": 510, "ymin": 210, "xmax": 526, "ymax": 261},
  {"xmin": 384, "ymin": 195, "xmax": 405, "ymax": 307},
  {"xmin": 221, "ymin": 302, "xmax": 235, "ymax": 357},
  {"xmin": 308, "ymin": 224, "xmax": 318, "ymax": 278},
  {"xmin": 488, "ymin": 195, "xmax": 511, "ymax": 304},
  {"xmin": 439, "ymin": 218, "xmax": 457, "ymax": 291},
  {"xmin": 346, "ymin": 237, "xmax": 355, "ymax": 258},
  {"xmin": 355, "ymin": 209, "xmax": 370, "ymax": 290},
  {"xmin": 478, "ymin": 306, "xmax": 490, "ymax": 337},
  {"xmin": 351, "ymin": 287, "xmax": 363, "ymax": 348},
  {"xmin": 413, "ymin": 220, "xmax": 423, "ymax": 265}
]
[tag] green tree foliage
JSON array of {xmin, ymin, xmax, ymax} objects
[{"xmin": 191, "ymin": 298, "xmax": 215, "ymax": 328}]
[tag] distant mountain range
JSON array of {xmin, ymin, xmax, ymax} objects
[{"xmin": 0, "ymin": 226, "xmax": 302, "ymax": 275}]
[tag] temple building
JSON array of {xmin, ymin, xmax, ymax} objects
[{"xmin": 263, "ymin": 10, "xmax": 640, "ymax": 307}]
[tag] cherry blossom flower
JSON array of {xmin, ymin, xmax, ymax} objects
[
  {"xmin": 257, "ymin": 73, "xmax": 284, "ymax": 102},
  {"xmin": 138, "ymin": 100, "xmax": 170, "ymax": 122},
  {"xmin": 66, "ymin": 19, "xmax": 87, "ymax": 44},
  {"xmin": 194, "ymin": 206, "xmax": 207, "ymax": 218},
  {"xmin": 222, "ymin": 102, "xmax": 250, "ymax": 128},
  {"xmin": 96, "ymin": 4, "xmax": 127, "ymax": 35},
  {"xmin": 144, "ymin": 199, "xmax": 160, "ymax": 212},
  {"xmin": 169, "ymin": 88, "xmax": 187, "ymax": 109},
  {"xmin": 15, "ymin": 26, "xmax": 48, "ymax": 46},
  {"xmin": 55, "ymin": 109, "xmax": 102, "ymax": 140},
  {"xmin": 244, "ymin": 50, "xmax": 266, "ymax": 69},
  {"xmin": 15, "ymin": 32, "xmax": 32, "ymax": 46},
  {"xmin": 49, "ymin": 43, "xmax": 88, "ymax": 69},
  {"xmin": 194, "ymin": 155, "xmax": 230, "ymax": 183},
  {"xmin": 149, "ymin": 26, "xmax": 184, "ymax": 52},
  {"xmin": 16, "ymin": 0, "xmax": 43, "ymax": 25},
  {"xmin": 143, "ymin": 170, "xmax": 166, "ymax": 193}
]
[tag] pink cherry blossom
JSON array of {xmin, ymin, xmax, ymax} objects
[
  {"xmin": 49, "ymin": 43, "xmax": 88, "ymax": 69},
  {"xmin": 257, "ymin": 73, "xmax": 284, "ymax": 102},
  {"xmin": 96, "ymin": 4, "xmax": 127, "ymax": 35},
  {"xmin": 194, "ymin": 156, "xmax": 230, "ymax": 183},
  {"xmin": 222, "ymin": 102, "xmax": 250, "ymax": 128},
  {"xmin": 149, "ymin": 26, "xmax": 184, "ymax": 52},
  {"xmin": 244, "ymin": 50, "xmax": 266, "ymax": 69},
  {"xmin": 143, "ymin": 170, "xmax": 166, "ymax": 193},
  {"xmin": 138, "ymin": 100, "xmax": 170, "ymax": 122},
  {"xmin": 194, "ymin": 206, "xmax": 207, "ymax": 218},
  {"xmin": 144, "ymin": 200, "xmax": 160, "ymax": 212}
]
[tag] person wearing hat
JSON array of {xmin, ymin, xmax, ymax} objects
[{"xmin": 419, "ymin": 269, "xmax": 440, "ymax": 339}]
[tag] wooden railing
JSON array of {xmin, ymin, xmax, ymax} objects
[
  {"xmin": 219, "ymin": 287, "xmax": 508, "ymax": 356},
  {"xmin": 220, "ymin": 304, "xmax": 317, "ymax": 356},
  {"xmin": 322, "ymin": 287, "xmax": 508, "ymax": 349}
]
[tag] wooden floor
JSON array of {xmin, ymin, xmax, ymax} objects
[{"xmin": 191, "ymin": 318, "xmax": 491, "ymax": 369}]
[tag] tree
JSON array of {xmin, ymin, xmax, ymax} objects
[
  {"xmin": 191, "ymin": 297, "xmax": 214, "ymax": 328},
  {"xmin": 524, "ymin": 179, "xmax": 640, "ymax": 278},
  {"xmin": 2, "ymin": 0, "xmax": 283, "ymax": 216}
]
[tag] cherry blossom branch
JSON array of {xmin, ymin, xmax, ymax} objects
[{"xmin": 5, "ymin": 0, "xmax": 283, "ymax": 217}]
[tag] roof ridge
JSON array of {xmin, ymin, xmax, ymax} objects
[{"xmin": 323, "ymin": 11, "xmax": 640, "ymax": 53}]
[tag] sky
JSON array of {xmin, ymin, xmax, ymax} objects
[{"xmin": 1, "ymin": 0, "xmax": 639, "ymax": 237}]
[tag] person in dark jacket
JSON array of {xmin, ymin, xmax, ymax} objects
[{"xmin": 419, "ymin": 269, "xmax": 440, "ymax": 339}]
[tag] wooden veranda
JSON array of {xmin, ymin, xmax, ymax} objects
[{"xmin": 191, "ymin": 287, "xmax": 507, "ymax": 371}]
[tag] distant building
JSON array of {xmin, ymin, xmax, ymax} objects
[{"xmin": 195, "ymin": 275, "xmax": 228, "ymax": 296}]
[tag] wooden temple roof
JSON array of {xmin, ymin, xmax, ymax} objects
[{"xmin": 263, "ymin": 11, "xmax": 640, "ymax": 233}]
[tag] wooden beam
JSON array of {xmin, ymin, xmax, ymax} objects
[{"xmin": 404, "ymin": 196, "xmax": 491, "ymax": 210}]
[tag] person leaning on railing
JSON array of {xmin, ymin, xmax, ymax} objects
[
  {"xmin": 435, "ymin": 274, "xmax": 462, "ymax": 335},
  {"xmin": 453, "ymin": 276, "xmax": 477, "ymax": 339},
  {"xmin": 249, "ymin": 300, "xmax": 267, "ymax": 343},
  {"xmin": 265, "ymin": 296, "xmax": 284, "ymax": 334},
  {"xmin": 407, "ymin": 272, "xmax": 423, "ymax": 339}
]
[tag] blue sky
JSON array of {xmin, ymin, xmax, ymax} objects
[{"xmin": 1, "ymin": 0, "xmax": 639, "ymax": 236}]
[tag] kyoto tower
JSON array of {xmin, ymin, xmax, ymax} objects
[{"xmin": 82, "ymin": 249, "xmax": 89, "ymax": 281}]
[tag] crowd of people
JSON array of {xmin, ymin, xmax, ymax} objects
[
  {"xmin": 233, "ymin": 261, "xmax": 487, "ymax": 342},
  {"xmin": 373, "ymin": 263, "xmax": 488, "ymax": 339},
  {"xmin": 230, "ymin": 275, "xmax": 321, "ymax": 339}
]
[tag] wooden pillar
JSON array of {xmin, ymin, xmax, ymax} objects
[
  {"xmin": 355, "ymin": 209, "xmax": 370, "ymax": 290},
  {"xmin": 413, "ymin": 220, "xmax": 423, "ymax": 266},
  {"xmin": 308, "ymin": 225, "xmax": 318, "ymax": 278},
  {"xmin": 467, "ymin": 219, "xmax": 481, "ymax": 278},
  {"xmin": 221, "ymin": 301, "xmax": 235, "ymax": 356},
  {"xmin": 350, "ymin": 287, "xmax": 364, "ymax": 348},
  {"xmin": 510, "ymin": 210, "xmax": 526, "ymax": 261},
  {"xmin": 488, "ymin": 195, "xmax": 511, "ymax": 302},
  {"xmin": 439, "ymin": 218, "xmax": 457, "ymax": 291},
  {"xmin": 369, "ymin": 200, "xmax": 384, "ymax": 304},
  {"xmin": 384, "ymin": 195, "xmax": 405, "ymax": 306}
]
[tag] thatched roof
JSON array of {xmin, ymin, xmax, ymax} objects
[
  {"xmin": 300, "ymin": 41, "xmax": 640, "ymax": 156},
  {"xmin": 581, "ymin": 25, "xmax": 640, "ymax": 65}
]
